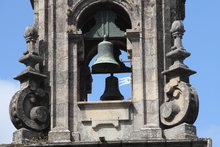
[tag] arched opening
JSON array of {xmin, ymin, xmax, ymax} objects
[
  {"xmin": 77, "ymin": 2, "xmax": 131, "ymax": 32},
  {"xmin": 77, "ymin": 2, "xmax": 132, "ymax": 101}
]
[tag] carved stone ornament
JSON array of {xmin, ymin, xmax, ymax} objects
[
  {"xmin": 10, "ymin": 87, "xmax": 49, "ymax": 131},
  {"xmin": 24, "ymin": 26, "xmax": 39, "ymax": 42},
  {"xmin": 160, "ymin": 80, "xmax": 198, "ymax": 127},
  {"xmin": 9, "ymin": 25, "xmax": 49, "ymax": 132},
  {"xmin": 161, "ymin": 20, "xmax": 199, "ymax": 127}
]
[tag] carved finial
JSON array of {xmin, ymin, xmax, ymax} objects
[
  {"xmin": 24, "ymin": 25, "xmax": 38, "ymax": 42},
  {"xmin": 171, "ymin": 20, "xmax": 185, "ymax": 50},
  {"xmin": 23, "ymin": 25, "xmax": 39, "ymax": 55},
  {"xmin": 163, "ymin": 20, "xmax": 196, "ymax": 80},
  {"xmin": 15, "ymin": 24, "xmax": 45, "ymax": 79},
  {"xmin": 170, "ymin": 20, "xmax": 185, "ymax": 34}
]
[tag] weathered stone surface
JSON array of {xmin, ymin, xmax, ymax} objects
[
  {"xmin": 160, "ymin": 80, "xmax": 199, "ymax": 126},
  {"xmin": 78, "ymin": 101, "xmax": 132, "ymax": 122},
  {"xmin": 130, "ymin": 127, "xmax": 163, "ymax": 140},
  {"xmin": 12, "ymin": 128, "xmax": 45, "ymax": 144},
  {"xmin": 10, "ymin": 88, "xmax": 49, "ymax": 131},
  {"xmin": 161, "ymin": 21, "xmax": 199, "ymax": 128},
  {"xmin": 48, "ymin": 130, "xmax": 71, "ymax": 143},
  {"xmin": 7, "ymin": 0, "xmax": 210, "ymax": 146},
  {"xmin": 0, "ymin": 139, "xmax": 212, "ymax": 147},
  {"xmin": 9, "ymin": 25, "xmax": 49, "ymax": 143},
  {"xmin": 164, "ymin": 123, "xmax": 197, "ymax": 139}
]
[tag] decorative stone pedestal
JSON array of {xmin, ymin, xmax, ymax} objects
[
  {"xmin": 12, "ymin": 128, "xmax": 45, "ymax": 144},
  {"xmin": 48, "ymin": 130, "xmax": 71, "ymax": 143},
  {"xmin": 164, "ymin": 123, "xmax": 197, "ymax": 139},
  {"xmin": 130, "ymin": 127, "xmax": 163, "ymax": 140}
]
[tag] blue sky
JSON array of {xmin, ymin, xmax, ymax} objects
[{"xmin": 0, "ymin": 0, "xmax": 220, "ymax": 146}]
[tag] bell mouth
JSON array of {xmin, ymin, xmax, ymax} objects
[{"xmin": 92, "ymin": 63, "xmax": 120, "ymax": 74}]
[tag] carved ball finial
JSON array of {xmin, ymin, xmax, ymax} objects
[
  {"xmin": 170, "ymin": 20, "xmax": 185, "ymax": 34},
  {"xmin": 24, "ymin": 25, "xmax": 38, "ymax": 42}
]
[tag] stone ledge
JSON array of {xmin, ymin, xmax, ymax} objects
[
  {"xmin": 77, "ymin": 100, "xmax": 133, "ymax": 106},
  {"xmin": 78, "ymin": 100, "xmax": 133, "ymax": 122},
  {"xmin": 0, "ymin": 138, "xmax": 211, "ymax": 147}
]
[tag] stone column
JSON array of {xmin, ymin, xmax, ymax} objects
[
  {"xmin": 139, "ymin": 0, "xmax": 163, "ymax": 138},
  {"xmin": 48, "ymin": 0, "xmax": 71, "ymax": 143},
  {"xmin": 126, "ymin": 29, "xmax": 145, "ymax": 130},
  {"xmin": 68, "ymin": 29, "xmax": 84, "ymax": 141}
]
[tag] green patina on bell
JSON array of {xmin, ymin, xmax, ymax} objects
[{"xmin": 92, "ymin": 35, "xmax": 120, "ymax": 74}]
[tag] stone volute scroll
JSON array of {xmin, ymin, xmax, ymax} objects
[
  {"xmin": 9, "ymin": 25, "xmax": 49, "ymax": 144},
  {"xmin": 161, "ymin": 20, "xmax": 199, "ymax": 139}
]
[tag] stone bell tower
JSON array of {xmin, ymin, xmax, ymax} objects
[{"xmin": 9, "ymin": 0, "xmax": 211, "ymax": 146}]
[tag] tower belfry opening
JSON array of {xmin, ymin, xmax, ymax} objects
[
  {"xmin": 8, "ymin": 0, "xmax": 211, "ymax": 146},
  {"xmin": 76, "ymin": 3, "xmax": 132, "ymax": 101}
]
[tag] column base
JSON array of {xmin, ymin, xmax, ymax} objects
[
  {"xmin": 164, "ymin": 123, "xmax": 197, "ymax": 139},
  {"xmin": 130, "ymin": 127, "xmax": 162, "ymax": 140},
  {"xmin": 48, "ymin": 129, "xmax": 71, "ymax": 143},
  {"xmin": 140, "ymin": 127, "xmax": 163, "ymax": 139}
]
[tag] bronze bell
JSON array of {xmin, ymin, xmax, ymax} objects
[
  {"xmin": 92, "ymin": 36, "xmax": 120, "ymax": 74},
  {"xmin": 101, "ymin": 74, "xmax": 124, "ymax": 101}
]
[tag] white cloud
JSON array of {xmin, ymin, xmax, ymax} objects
[
  {"xmin": 0, "ymin": 80, "xmax": 19, "ymax": 144},
  {"xmin": 198, "ymin": 125, "xmax": 220, "ymax": 147}
]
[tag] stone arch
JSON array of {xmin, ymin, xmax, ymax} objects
[
  {"xmin": 73, "ymin": 1, "xmax": 132, "ymax": 64},
  {"xmin": 71, "ymin": 0, "xmax": 133, "ymax": 29}
]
